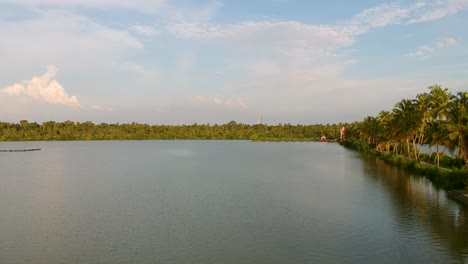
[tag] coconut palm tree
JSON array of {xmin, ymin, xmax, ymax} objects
[
  {"xmin": 412, "ymin": 93, "xmax": 431, "ymax": 159},
  {"xmin": 393, "ymin": 99, "xmax": 422, "ymax": 158},
  {"xmin": 442, "ymin": 91, "xmax": 468, "ymax": 165},
  {"xmin": 377, "ymin": 110, "xmax": 395, "ymax": 152},
  {"xmin": 427, "ymin": 85, "xmax": 452, "ymax": 166}
]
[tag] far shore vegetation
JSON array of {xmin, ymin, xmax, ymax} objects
[{"xmin": 0, "ymin": 120, "xmax": 344, "ymax": 142}]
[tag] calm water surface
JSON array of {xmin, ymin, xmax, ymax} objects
[{"xmin": 1, "ymin": 141, "xmax": 467, "ymax": 263}]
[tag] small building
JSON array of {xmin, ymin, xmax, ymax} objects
[{"xmin": 320, "ymin": 135, "xmax": 327, "ymax": 141}]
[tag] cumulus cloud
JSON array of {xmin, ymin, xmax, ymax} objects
[
  {"xmin": 1, "ymin": 66, "xmax": 81, "ymax": 107},
  {"xmin": 191, "ymin": 96, "xmax": 248, "ymax": 109},
  {"xmin": 407, "ymin": 37, "xmax": 457, "ymax": 57}
]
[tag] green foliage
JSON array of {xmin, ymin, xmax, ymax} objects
[
  {"xmin": 0, "ymin": 121, "xmax": 346, "ymax": 142},
  {"xmin": 340, "ymin": 139, "xmax": 372, "ymax": 152},
  {"xmin": 344, "ymin": 85, "xmax": 467, "ymax": 167}
]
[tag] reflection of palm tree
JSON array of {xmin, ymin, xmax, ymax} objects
[
  {"xmin": 443, "ymin": 91, "xmax": 468, "ymax": 164},
  {"xmin": 428, "ymin": 85, "xmax": 452, "ymax": 167},
  {"xmin": 361, "ymin": 155, "xmax": 468, "ymax": 259}
]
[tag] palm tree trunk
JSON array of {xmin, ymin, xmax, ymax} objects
[
  {"xmin": 407, "ymin": 138, "xmax": 411, "ymax": 158},
  {"xmin": 436, "ymin": 144, "xmax": 440, "ymax": 167},
  {"xmin": 412, "ymin": 136, "xmax": 419, "ymax": 160},
  {"xmin": 464, "ymin": 142, "xmax": 468, "ymax": 165},
  {"xmin": 464, "ymin": 148, "xmax": 468, "ymax": 167}
]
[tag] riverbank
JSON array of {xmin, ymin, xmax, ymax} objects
[{"xmin": 340, "ymin": 139, "xmax": 468, "ymax": 191}]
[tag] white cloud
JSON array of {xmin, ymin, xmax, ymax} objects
[
  {"xmin": 1, "ymin": 65, "xmax": 81, "ymax": 107},
  {"xmin": 248, "ymin": 60, "xmax": 282, "ymax": 76},
  {"xmin": 7, "ymin": 0, "xmax": 464, "ymax": 26},
  {"xmin": 436, "ymin": 37, "xmax": 457, "ymax": 48},
  {"xmin": 162, "ymin": 1, "xmax": 466, "ymax": 65},
  {"xmin": 407, "ymin": 37, "xmax": 457, "ymax": 57},
  {"xmin": 407, "ymin": 45, "xmax": 435, "ymax": 57},
  {"xmin": 191, "ymin": 96, "xmax": 248, "ymax": 109},
  {"xmin": 0, "ymin": 10, "xmax": 142, "ymax": 75},
  {"xmin": 116, "ymin": 0, "xmax": 468, "ymax": 88},
  {"xmin": 0, "ymin": 0, "xmax": 166, "ymax": 14},
  {"xmin": 128, "ymin": 24, "xmax": 161, "ymax": 37},
  {"xmin": 91, "ymin": 105, "xmax": 113, "ymax": 111},
  {"xmin": 1, "ymin": 0, "xmax": 221, "ymax": 22},
  {"xmin": 340, "ymin": 3, "xmax": 411, "ymax": 36},
  {"xmin": 166, "ymin": 21, "xmax": 353, "ymax": 58},
  {"xmin": 409, "ymin": 0, "xmax": 468, "ymax": 23},
  {"xmin": 0, "ymin": 9, "xmax": 152, "ymax": 107},
  {"xmin": 120, "ymin": 63, "xmax": 160, "ymax": 85}
]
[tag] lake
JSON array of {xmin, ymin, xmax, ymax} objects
[{"xmin": 0, "ymin": 141, "xmax": 467, "ymax": 263}]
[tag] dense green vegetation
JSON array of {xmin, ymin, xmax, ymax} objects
[
  {"xmin": 341, "ymin": 85, "xmax": 467, "ymax": 190},
  {"xmin": 344, "ymin": 85, "xmax": 467, "ymax": 168},
  {"xmin": 0, "ymin": 120, "xmax": 344, "ymax": 142}
]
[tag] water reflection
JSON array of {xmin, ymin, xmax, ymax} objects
[
  {"xmin": 360, "ymin": 154, "xmax": 468, "ymax": 262},
  {"xmin": 2, "ymin": 141, "xmax": 468, "ymax": 264}
]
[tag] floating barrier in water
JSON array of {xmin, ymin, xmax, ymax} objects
[
  {"xmin": 447, "ymin": 191, "xmax": 468, "ymax": 206},
  {"xmin": 0, "ymin": 148, "xmax": 41, "ymax": 152}
]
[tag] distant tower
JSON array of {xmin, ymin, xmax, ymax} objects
[
  {"xmin": 340, "ymin": 127, "xmax": 345, "ymax": 140},
  {"xmin": 257, "ymin": 113, "xmax": 264, "ymax": 125}
]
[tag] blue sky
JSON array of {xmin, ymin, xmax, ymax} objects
[{"xmin": 1, "ymin": 0, "xmax": 467, "ymax": 124}]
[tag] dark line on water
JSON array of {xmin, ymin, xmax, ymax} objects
[{"xmin": 0, "ymin": 149, "xmax": 41, "ymax": 152}]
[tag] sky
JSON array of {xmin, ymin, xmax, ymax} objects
[{"xmin": 0, "ymin": 0, "xmax": 467, "ymax": 125}]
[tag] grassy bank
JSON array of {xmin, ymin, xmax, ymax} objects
[{"xmin": 340, "ymin": 139, "xmax": 468, "ymax": 190}]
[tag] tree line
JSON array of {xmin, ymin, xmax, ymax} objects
[
  {"xmin": 0, "ymin": 120, "xmax": 345, "ymax": 142},
  {"xmin": 344, "ymin": 85, "xmax": 467, "ymax": 167}
]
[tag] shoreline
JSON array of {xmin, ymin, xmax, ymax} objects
[{"xmin": 339, "ymin": 139, "xmax": 468, "ymax": 204}]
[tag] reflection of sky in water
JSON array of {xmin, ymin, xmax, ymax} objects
[
  {"xmin": 0, "ymin": 141, "xmax": 467, "ymax": 264},
  {"xmin": 167, "ymin": 148, "xmax": 193, "ymax": 157}
]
